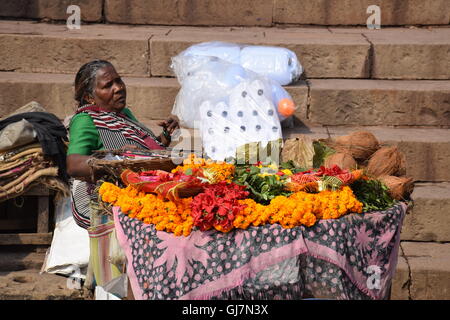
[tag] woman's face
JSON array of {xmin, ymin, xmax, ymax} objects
[{"xmin": 91, "ymin": 65, "xmax": 127, "ymax": 112}]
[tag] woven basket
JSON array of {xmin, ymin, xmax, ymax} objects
[{"xmin": 89, "ymin": 149, "xmax": 184, "ymax": 181}]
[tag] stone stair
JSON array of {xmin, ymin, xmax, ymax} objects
[
  {"xmin": 1, "ymin": 0, "xmax": 449, "ymax": 26},
  {"xmin": 0, "ymin": 249, "xmax": 91, "ymax": 300},
  {"xmin": 0, "ymin": 0, "xmax": 449, "ymax": 300}
]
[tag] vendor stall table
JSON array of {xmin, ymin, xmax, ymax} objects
[{"xmin": 111, "ymin": 202, "xmax": 406, "ymax": 300}]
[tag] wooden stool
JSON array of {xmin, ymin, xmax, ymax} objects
[{"xmin": 0, "ymin": 185, "xmax": 54, "ymax": 252}]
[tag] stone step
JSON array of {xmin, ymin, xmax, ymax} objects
[
  {"xmin": 150, "ymin": 27, "xmax": 450, "ymax": 80},
  {"xmin": 401, "ymin": 183, "xmax": 450, "ymax": 242},
  {"xmin": 274, "ymin": 0, "xmax": 450, "ymax": 27},
  {"xmin": 282, "ymin": 126, "xmax": 450, "ymax": 183},
  {"xmin": 0, "ymin": 250, "xmax": 46, "ymax": 272},
  {"xmin": 1, "ymin": 20, "xmax": 449, "ymax": 80},
  {"xmin": 1, "ymin": 0, "xmax": 449, "ymax": 26},
  {"xmin": 1, "ymin": 72, "xmax": 449, "ymax": 181},
  {"xmin": 1, "ymin": 72, "xmax": 449, "ymax": 128},
  {"xmin": 392, "ymin": 242, "xmax": 450, "ymax": 300},
  {"xmin": 0, "ymin": 270, "xmax": 91, "ymax": 300},
  {"xmin": 145, "ymin": 123, "xmax": 450, "ymax": 184}
]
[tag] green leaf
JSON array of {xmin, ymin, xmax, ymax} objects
[{"xmin": 313, "ymin": 141, "xmax": 336, "ymax": 168}]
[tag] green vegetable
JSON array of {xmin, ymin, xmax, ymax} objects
[
  {"xmin": 233, "ymin": 165, "xmax": 292, "ymax": 205},
  {"xmin": 279, "ymin": 160, "xmax": 308, "ymax": 173},
  {"xmin": 313, "ymin": 141, "xmax": 336, "ymax": 168},
  {"xmin": 350, "ymin": 179, "xmax": 395, "ymax": 212}
]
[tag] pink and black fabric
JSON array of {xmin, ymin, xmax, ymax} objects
[{"xmin": 114, "ymin": 202, "xmax": 407, "ymax": 300}]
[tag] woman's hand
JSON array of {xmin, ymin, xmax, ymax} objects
[
  {"xmin": 157, "ymin": 117, "xmax": 180, "ymax": 147},
  {"xmin": 119, "ymin": 144, "xmax": 139, "ymax": 152}
]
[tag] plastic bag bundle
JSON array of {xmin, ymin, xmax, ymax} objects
[
  {"xmin": 199, "ymin": 78, "xmax": 283, "ymax": 161},
  {"xmin": 171, "ymin": 42, "xmax": 302, "ymax": 161},
  {"xmin": 176, "ymin": 41, "xmax": 303, "ymax": 85}
]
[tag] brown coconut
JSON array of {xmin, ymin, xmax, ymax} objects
[
  {"xmin": 367, "ymin": 146, "xmax": 406, "ymax": 177},
  {"xmin": 332, "ymin": 131, "xmax": 380, "ymax": 161},
  {"xmin": 324, "ymin": 152, "xmax": 357, "ymax": 170},
  {"xmin": 379, "ymin": 175, "xmax": 414, "ymax": 200}
]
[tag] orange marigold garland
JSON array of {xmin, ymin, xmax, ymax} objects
[
  {"xmin": 98, "ymin": 161, "xmax": 365, "ymax": 236},
  {"xmin": 99, "ymin": 182, "xmax": 194, "ymax": 236},
  {"xmin": 171, "ymin": 154, "xmax": 235, "ymax": 183},
  {"xmin": 234, "ymin": 186, "xmax": 362, "ymax": 230},
  {"xmin": 99, "ymin": 181, "xmax": 363, "ymax": 236}
]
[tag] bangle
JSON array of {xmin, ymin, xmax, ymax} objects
[
  {"xmin": 163, "ymin": 128, "xmax": 171, "ymax": 139},
  {"xmin": 86, "ymin": 157, "xmax": 95, "ymax": 166}
]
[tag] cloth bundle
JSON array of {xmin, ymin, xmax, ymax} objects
[{"xmin": 0, "ymin": 102, "xmax": 69, "ymax": 202}]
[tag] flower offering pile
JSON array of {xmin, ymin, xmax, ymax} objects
[{"xmin": 98, "ymin": 143, "xmax": 407, "ymax": 236}]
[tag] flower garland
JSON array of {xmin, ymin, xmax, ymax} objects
[
  {"xmin": 99, "ymin": 182, "xmax": 194, "ymax": 236},
  {"xmin": 99, "ymin": 181, "xmax": 363, "ymax": 236},
  {"xmin": 234, "ymin": 186, "xmax": 362, "ymax": 230},
  {"xmin": 171, "ymin": 154, "xmax": 235, "ymax": 183},
  {"xmin": 99, "ymin": 157, "xmax": 368, "ymax": 237},
  {"xmin": 190, "ymin": 182, "xmax": 249, "ymax": 233}
]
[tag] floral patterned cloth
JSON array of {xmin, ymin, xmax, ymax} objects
[{"xmin": 113, "ymin": 202, "xmax": 407, "ymax": 300}]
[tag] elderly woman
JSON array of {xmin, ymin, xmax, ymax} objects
[
  {"xmin": 67, "ymin": 60, "xmax": 179, "ymax": 295},
  {"xmin": 67, "ymin": 59, "xmax": 179, "ymax": 229}
]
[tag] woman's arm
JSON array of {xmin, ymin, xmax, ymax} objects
[
  {"xmin": 66, "ymin": 114, "xmax": 100, "ymax": 182},
  {"xmin": 67, "ymin": 154, "xmax": 94, "ymax": 182}
]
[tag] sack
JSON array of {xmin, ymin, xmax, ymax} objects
[
  {"xmin": 176, "ymin": 41, "xmax": 303, "ymax": 85},
  {"xmin": 41, "ymin": 196, "xmax": 90, "ymax": 277},
  {"xmin": 0, "ymin": 119, "xmax": 37, "ymax": 152},
  {"xmin": 95, "ymin": 274, "xmax": 128, "ymax": 300},
  {"xmin": 171, "ymin": 51, "xmax": 297, "ymax": 161}
]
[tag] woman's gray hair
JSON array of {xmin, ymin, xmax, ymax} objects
[{"xmin": 74, "ymin": 59, "xmax": 114, "ymax": 107}]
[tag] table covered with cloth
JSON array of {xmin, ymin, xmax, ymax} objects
[{"xmin": 112, "ymin": 202, "xmax": 407, "ymax": 300}]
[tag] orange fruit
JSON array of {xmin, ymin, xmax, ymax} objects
[{"xmin": 277, "ymin": 98, "xmax": 295, "ymax": 117}]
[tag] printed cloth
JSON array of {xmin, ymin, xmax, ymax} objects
[{"xmin": 113, "ymin": 202, "xmax": 407, "ymax": 300}]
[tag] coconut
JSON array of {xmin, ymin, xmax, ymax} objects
[
  {"xmin": 366, "ymin": 146, "xmax": 406, "ymax": 177},
  {"xmin": 332, "ymin": 131, "xmax": 380, "ymax": 160},
  {"xmin": 379, "ymin": 175, "xmax": 414, "ymax": 200},
  {"xmin": 397, "ymin": 151, "xmax": 407, "ymax": 176},
  {"xmin": 324, "ymin": 152, "xmax": 357, "ymax": 170}
]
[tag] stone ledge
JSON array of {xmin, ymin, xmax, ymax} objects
[
  {"xmin": 401, "ymin": 242, "xmax": 450, "ymax": 300},
  {"xmin": 273, "ymin": 0, "xmax": 450, "ymax": 26},
  {"xmin": 0, "ymin": 0, "xmax": 103, "ymax": 22},
  {"xmin": 401, "ymin": 183, "xmax": 450, "ymax": 242},
  {"xmin": 1, "ymin": 21, "xmax": 449, "ymax": 80},
  {"xmin": 104, "ymin": 0, "xmax": 273, "ymax": 26},
  {"xmin": 1, "ymin": 73, "xmax": 449, "ymax": 182},
  {"xmin": 307, "ymin": 79, "xmax": 450, "ymax": 126}
]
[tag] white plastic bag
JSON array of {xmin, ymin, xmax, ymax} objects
[
  {"xmin": 199, "ymin": 78, "xmax": 283, "ymax": 161},
  {"xmin": 171, "ymin": 56, "xmax": 286, "ymax": 161},
  {"xmin": 171, "ymin": 43, "xmax": 302, "ymax": 161},
  {"xmin": 176, "ymin": 41, "xmax": 303, "ymax": 85},
  {"xmin": 95, "ymin": 274, "xmax": 128, "ymax": 300},
  {"xmin": 171, "ymin": 56, "xmax": 297, "ymax": 125},
  {"xmin": 240, "ymin": 45, "xmax": 302, "ymax": 85},
  {"xmin": 42, "ymin": 196, "xmax": 90, "ymax": 277}
]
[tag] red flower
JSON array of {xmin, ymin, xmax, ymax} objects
[{"xmin": 190, "ymin": 182, "xmax": 249, "ymax": 232}]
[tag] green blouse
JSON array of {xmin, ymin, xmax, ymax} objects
[{"xmin": 67, "ymin": 108, "xmax": 138, "ymax": 156}]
